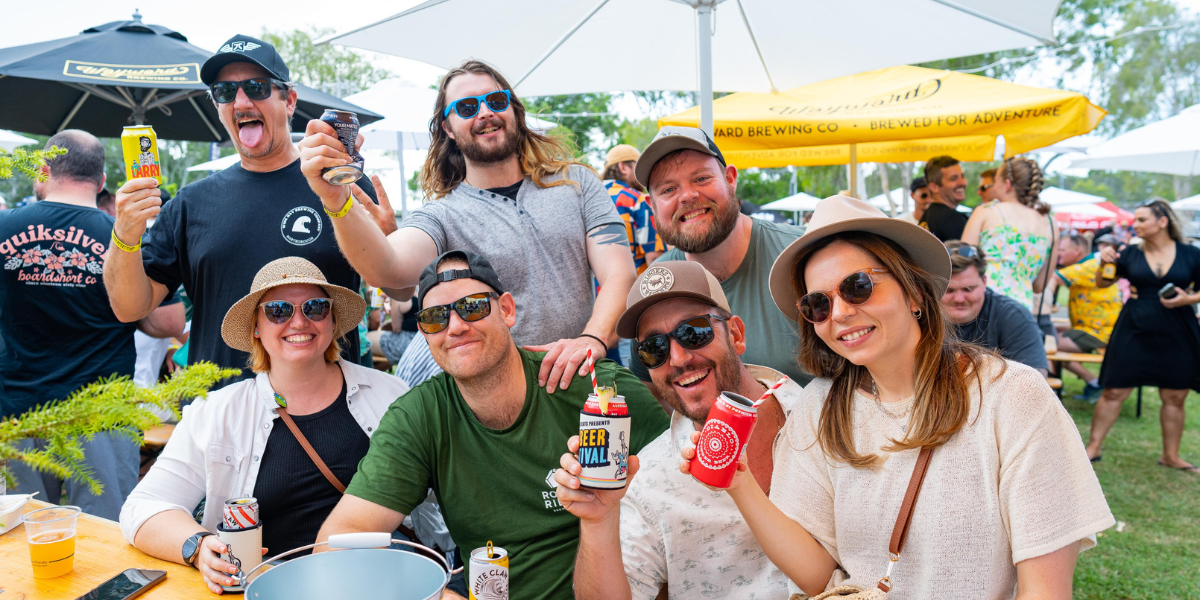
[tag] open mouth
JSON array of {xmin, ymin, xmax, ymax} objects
[
  {"xmin": 838, "ymin": 326, "xmax": 875, "ymax": 342},
  {"xmin": 283, "ymin": 333, "xmax": 314, "ymax": 344},
  {"xmin": 678, "ymin": 207, "xmax": 711, "ymax": 224},
  {"xmin": 237, "ymin": 117, "xmax": 264, "ymax": 147},
  {"xmin": 673, "ymin": 368, "xmax": 711, "ymax": 389}
]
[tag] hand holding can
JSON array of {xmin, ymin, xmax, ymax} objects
[
  {"xmin": 683, "ymin": 392, "xmax": 758, "ymax": 490},
  {"xmin": 113, "ymin": 177, "xmax": 161, "ymax": 247},
  {"xmin": 299, "ymin": 117, "xmax": 362, "ymax": 211}
]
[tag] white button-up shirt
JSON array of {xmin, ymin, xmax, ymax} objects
[
  {"xmin": 120, "ymin": 360, "xmax": 407, "ymax": 545},
  {"xmin": 619, "ymin": 364, "xmax": 801, "ymax": 600}
]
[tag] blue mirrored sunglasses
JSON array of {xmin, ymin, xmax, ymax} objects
[{"xmin": 443, "ymin": 90, "xmax": 512, "ymax": 119}]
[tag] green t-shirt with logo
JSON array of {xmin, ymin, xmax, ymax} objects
[{"xmin": 345, "ymin": 348, "xmax": 670, "ymax": 600}]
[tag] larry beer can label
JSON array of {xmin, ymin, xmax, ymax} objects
[
  {"xmin": 690, "ymin": 392, "xmax": 757, "ymax": 489},
  {"xmin": 577, "ymin": 393, "xmax": 631, "ymax": 490},
  {"xmin": 319, "ymin": 109, "xmax": 365, "ymax": 184},
  {"xmin": 469, "ymin": 543, "xmax": 509, "ymax": 600},
  {"xmin": 121, "ymin": 125, "xmax": 162, "ymax": 184}
]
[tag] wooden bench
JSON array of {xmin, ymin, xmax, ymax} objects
[
  {"xmin": 1046, "ymin": 351, "xmax": 1105, "ymax": 364},
  {"xmin": 1047, "ymin": 377, "xmax": 1063, "ymax": 390}
]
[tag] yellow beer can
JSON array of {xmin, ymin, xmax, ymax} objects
[
  {"xmin": 121, "ymin": 125, "xmax": 162, "ymax": 185},
  {"xmin": 469, "ymin": 541, "xmax": 509, "ymax": 600}
]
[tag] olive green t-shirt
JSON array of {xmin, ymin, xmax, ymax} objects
[{"xmin": 345, "ymin": 348, "xmax": 670, "ymax": 600}]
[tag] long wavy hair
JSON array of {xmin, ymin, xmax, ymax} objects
[
  {"xmin": 998, "ymin": 156, "xmax": 1049, "ymax": 215},
  {"xmin": 789, "ymin": 232, "xmax": 998, "ymax": 468},
  {"xmin": 1138, "ymin": 198, "xmax": 1187, "ymax": 242},
  {"xmin": 419, "ymin": 60, "xmax": 584, "ymax": 200}
]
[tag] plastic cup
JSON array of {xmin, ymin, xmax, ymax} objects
[{"xmin": 23, "ymin": 506, "xmax": 80, "ymax": 578}]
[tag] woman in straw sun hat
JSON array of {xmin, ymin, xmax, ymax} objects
[
  {"xmin": 680, "ymin": 196, "xmax": 1113, "ymax": 599},
  {"xmin": 119, "ymin": 257, "xmax": 409, "ymax": 594}
]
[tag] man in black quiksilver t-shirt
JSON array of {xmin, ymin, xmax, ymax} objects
[
  {"xmin": 1, "ymin": 131, "xmax": 183, "ymax": 520},
  {"xmin": 104, "ymin": 35, "xmax": 381, "ymax": 387}
]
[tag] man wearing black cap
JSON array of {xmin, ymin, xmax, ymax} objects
[
  {"xmin": 317, "ymin": 250, "xmax": 668, "ymax": 600},
  {"xmin": 104, "ymin": 34, "xmax": 379, "ymax": 386},
  {"xmin": 631, "ymin": 126, "xmax": 811, "ymax": 387},
  {"xmin": 897, "ymin": 176, "xmax": 930, "ymax": 225}
]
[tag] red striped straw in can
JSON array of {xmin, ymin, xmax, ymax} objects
[
  {"xmin": 587, "ymin": 348, "xmax": 598, "ymax": 396},
  {"xmin": 752, "ymin": 377, "xmax": 789, "ymax": 407}
]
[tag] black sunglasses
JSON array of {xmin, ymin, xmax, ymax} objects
[
  {"xmin": 210, "ymin": 77, "xmax": 287, "ymax": 104},
  {"xmin": 915, "ymin": 192, "xmax": 929, "ymax": 199},
  {"xmin": 416, "ymin": 292, "xmax": 498, "ymax": 334},
  {"xmin": 443, "ymin": 90, "xmax": 512, "ymax": 120},
  {"xmin": 978, "ymin": 183, "xmax": 994, "ymax": 192},
  {"xmin": 259, "ymin": 298, "xmax": 332, "ymax": 325},
  {"xmin": 798, "ymin": 268, "xmax": 889, "ymax": 324},
  {"xmin": 635, "ymin": 315, "xmax": 729, "ymax": 369}
]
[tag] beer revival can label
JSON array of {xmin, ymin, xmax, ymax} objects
[
  {"xmin": 577, "ymin": 394, "xmax": 631, "ymax": 490},
  {"xmin": 121, "ymin": 125, "xmax": 162, "ymax": 184},
  {"xmin": 469, "ymin": 543, "xmax": 509, "ymax": 600}
]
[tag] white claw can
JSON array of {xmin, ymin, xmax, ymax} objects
[{"xmin": 469, "ymin": 542, "xmax": 509, "ymax": 600}]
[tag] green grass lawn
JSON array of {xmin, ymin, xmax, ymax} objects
[{"xmin": 1060, "ymin": 369, "xmax": 1200, "ymax": 599}]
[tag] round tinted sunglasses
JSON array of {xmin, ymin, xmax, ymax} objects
[
  {"xmin": 416, "ymin": 292, "xmax": 498, "ymax": 334},
  {"xmin": 210, "ymin": 78, "xmax": 287, "ymax": 104},
  {"xmin": 443, "ymin": 90, "xmax": 512, "ymax": 119},
  {"xmin": 636, "ymin": 315, "xmax": 729, "ymax": 369},
  {"xmin": 259, "ymin": 298, "xmax": 333, "ymax": 324},
  {"xmin": 798, "ymin": 268, "xmax": 889, "ymax": 324}
]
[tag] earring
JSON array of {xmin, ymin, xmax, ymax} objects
[
  {"xmin": 254, "ymin": 329, "xmax": 259, "ymax": 337},
  {"xmin": 912, "ymin": 309, "xmax": 922, "ymax": 320}
]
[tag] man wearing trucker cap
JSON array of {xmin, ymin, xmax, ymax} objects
[
  {"xmin": 554, "ymin": 260, "xmax": 800, "ymax": 600},
  {"xmin": 316, "ymin": 250, "xmax": 668, "ymax": 600},
  {"xmin": 628, "ymin": 126, "xmax": 811, "ymax": 387}
]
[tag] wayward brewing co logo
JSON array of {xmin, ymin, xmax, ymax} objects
[
  {"xmin": 1, "ymin": 225, "xmax": 106, "ymax": 288},
  {"xmin": 63, "ymin": 60, "xmax": 200, "ymax": 84}
]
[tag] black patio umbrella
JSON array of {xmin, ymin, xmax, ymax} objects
[{"xmin": 0, "ymin": 11, "xmax": 381, "ymax": 142}]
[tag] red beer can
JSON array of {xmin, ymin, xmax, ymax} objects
[
  {"xmin": 222, "ymin": 496, "xmax": 260, "ymax": 530},
  {"xmin": 689, "ymin": 392, "xmax": 757, "ymax": 488}
]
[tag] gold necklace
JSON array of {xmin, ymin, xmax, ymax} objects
[{"xmin": 871, "ymin": 380, "xmax": 913, "ymax": 432}]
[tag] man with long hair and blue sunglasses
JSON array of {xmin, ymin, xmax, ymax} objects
[
  {"xmin": 300, "ymin": 59, "xmax": 636, "ymax": 395},
  {"xmin": 552, "ymin": 260, "xmax": 801, "ymax": 600},
  {"xmin": 104, "ymin": 34, "xmax": 381, "ymax": 387}
]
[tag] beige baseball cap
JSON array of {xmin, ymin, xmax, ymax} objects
[
  {"xmin": 604, "ymin": 144, "xmax": 641, "ymax": 170},
  {"xmin": 634, "ymin": 126, "xmax": 727, "ymax": 189},
  {"xmin": 616, "ymin": 261, "xmax": 731, "ymax": 339}
]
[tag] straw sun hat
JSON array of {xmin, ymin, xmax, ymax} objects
[
  {"xmin": 221, "ymin": 257, "xmax": 366, "ymax": 353},
  {"xmin": 768, "ymin": 195, "xmax": 953, "ymax": 322}
]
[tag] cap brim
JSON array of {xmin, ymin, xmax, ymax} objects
[
  {"xmin": 635, "ymin": 137, "xmax": 719, "ymax": 189},
  {"xmin": 616, "ymin": 291, "xmax": 724, "ymax": 339},
  {"xmin": 767, "ymin": 218, "xmax": 952, "ymax": 322},
  {"xmin": 220, "ymin": 278, "xmax": 366, "ymax": 353}
]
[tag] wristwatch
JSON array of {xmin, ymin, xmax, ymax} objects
[{"xmin": 183, "ymin": 531, "xmax": 216, "ymax": 567}]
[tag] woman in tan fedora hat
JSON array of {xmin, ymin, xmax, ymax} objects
[
  {"xmin": 119, "ymin": 257, "xmax": 409, "ymax": 594},
  {"xmin": 680, "ymin": 196, "xmax": 1113, "ymax": 599}
]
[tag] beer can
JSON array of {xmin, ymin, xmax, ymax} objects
[
  {"xmin": 690, "ymin": 392, "xmax": 758, "ymax": 489},
  {"xmin": 121, "ymin": 125, "xmax": 162, "ymax": 185},
  {"xmin": 577, "ymin": 393, "xmax": 631, "ymax": 490},
  {"xmin": 469, "ymin": 542, "xmax": 509, "ymax": 600},
  {"xmin": 222, "ymin": 496, "xmax": 259, "ymax": 530},
  {"xmin": 319, "ymin": 109, "xmax": 365, "ymax": 184}
]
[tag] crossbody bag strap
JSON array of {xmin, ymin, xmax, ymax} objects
[
  {"xmin": 275, "ymin": 407, "xmax": 347, "ymax": 493},
  {"xmin": 876, "ymin": 446, "xmax": 933, "ymax": 593}
]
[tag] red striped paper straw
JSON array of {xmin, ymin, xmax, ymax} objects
[
  {"xmin": 587, "ymin": 348, "xmax": 598, "ymax": 395},
  {"xmin": 752, "ymin": 377, "xmax": 788, "ymax": 406}
]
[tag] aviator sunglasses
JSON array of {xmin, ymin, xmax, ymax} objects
[
  {"xmin": 443, "ymin": 90, "xmax": 512, "ymax": 119},
  {"xmin": 635, "ymin": 315, "xmax": 729, "ymax": 369},
  {"xmin": 210, "ymin": 77, "xmax": 287, "ymax": 104},
  {"xmin": 797, "ymin": 268, "xmax": 889, "ymax": 324},
  {"xmin": 416, "ymin": 292, "xmax": 499, "ymax": 334},
  {"xmin": 259, "ymin": 298, "xmax": 333, "ymax": 325}
]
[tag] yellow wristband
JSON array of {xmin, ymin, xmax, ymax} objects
[
  {"xmin": 111, "ymin": 230, "xmax": 142, "ymax": 253},
  {"xmin": 324, "ymin": 195, "xmax": 354, "ymax": 219}
]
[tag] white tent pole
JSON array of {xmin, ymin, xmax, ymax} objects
[
  {"xmin": 696, "ymin": 1, "xmax": 716, "ymax": 135},
  {"xmin": 397, "ymin": 131, "xmax": 408, "ymax": 220},
  {"xmin": 848, "ymin": 144, "xmax": 858, "ymax": 198}
]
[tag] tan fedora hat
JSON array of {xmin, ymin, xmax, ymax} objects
[
  {"xmin": 221, "ymin": 257, "xmax": 366, "ymax": 353},
  {"xmin": 768, "ymin": 195, "xmax": 952, "ymax": 322}
]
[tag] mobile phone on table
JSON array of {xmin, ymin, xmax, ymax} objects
[
  {"xmin": 75, "ymin": 569, "xmax": 167, "ymax": 600},
  {"xmin": 1159, "ymin": 283, "xmax": 1179, "ymax": 299}
]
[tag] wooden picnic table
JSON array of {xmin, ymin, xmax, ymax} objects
[
  {"xmin": 2, "ymin": 500, "xmax": 459, "ymax": 599},
  {"xmin": 1047, "ymin": 351, "xmax": 1105, "ymax": 364}
]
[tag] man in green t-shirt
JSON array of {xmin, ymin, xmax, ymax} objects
[{"xmin": 316, "ymin": 250, "xmax": 669, "ymax": 600}]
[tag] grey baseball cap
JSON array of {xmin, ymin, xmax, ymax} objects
[{"xmin": 634, "ymin": 126, "xmax": 727, "ymax": 189}]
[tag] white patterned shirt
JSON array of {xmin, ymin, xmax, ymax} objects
[{"xmin": 619, "ymin": 365, "xmax": 801, "ymax": 600}]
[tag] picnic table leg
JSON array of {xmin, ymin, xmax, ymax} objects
[{"xmin": 1136, "ymin": 387, "xmax": 1142, "ymax": 418}]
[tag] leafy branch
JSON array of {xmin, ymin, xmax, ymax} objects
[
  {"xmin": 0, "ymin": 363, "xmax": 239, "ymax": 494},
  {"xmin": 0, "ymin": 146, "xmax": 67, "ymax": 181}
]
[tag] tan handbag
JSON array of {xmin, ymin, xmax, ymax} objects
[{"xmin": 790, "ymin": 446, "xmax": 933, "ymax": 600}]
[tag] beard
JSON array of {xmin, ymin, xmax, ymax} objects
[
  {"xmin": 456, "ymin": 116, "xmax": 520, "ymax": 164},
  {"xmin": 648, "ymin": 336, "xmax": 745, "ymax": 424},
  {"xmin": 656, "ymin": 183, "xmax": 742, "ymax": 254}
]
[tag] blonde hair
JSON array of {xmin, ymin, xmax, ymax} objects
[
  {"xmin": 789, "ymin": 232, "xmax": 999, "ymax": 468},
  {"xmin": 998, "ymin": 157, "xmax": 1049, "ymax": 215},
  {"xmin": 420, "ymin": 60, "xmax": 590, "ymax": 200},
  {"xmin": 247, "ymin": 319, "xmax": 342, "ymax": 374}
]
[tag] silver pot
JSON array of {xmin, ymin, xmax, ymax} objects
[{"xmin": 241, "ymin": 533, "xmax": 462, "ymax": 600}]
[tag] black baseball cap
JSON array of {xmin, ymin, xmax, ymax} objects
[
  {"xmin": 201, "ymin": 34, "xmax": 290, "ymax": 86},
  {"xmin": 910, "ymin": 176, "xmax": 928, "ymax": 193},
  {"xmin": 418, "ymin": 250, "xmax": 506, "ymax": 306}
]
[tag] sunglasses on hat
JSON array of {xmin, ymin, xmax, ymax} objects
[
  {"xmin": 798, "ymin": 268, "xmax": 889, "ymax": 324},
  {"xmin": 635, "ymin": 314, "xmax": 728, "ymax": 369},
  {"xmin": 210, "ymin": 77, "xmax": 287, "ymax": 104},
  {"xmin": 443, "ymin": 90, "xmax": 512, "ymax": 119},
  {"xmin": 416, "ymin": 292, "xmax": 498, "ymax": 334},
  {"xmin": 259, "ymin": 298, "xmax": 332, "ymax": 324}
]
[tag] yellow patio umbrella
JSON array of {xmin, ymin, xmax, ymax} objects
[{"xmin": 659, "ymin": 65, "xmax": 1106, "ymax": 194}]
